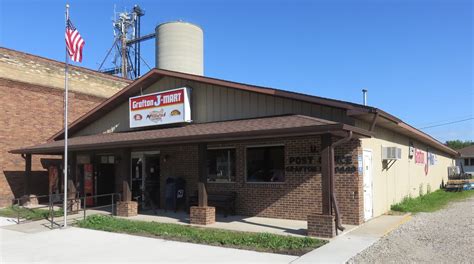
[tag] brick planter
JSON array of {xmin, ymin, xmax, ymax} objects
[
  {"xmin": 190, "ymin": 206, "xmax": 215, "ymax": 225},
  {"xmin": 307, "ymin": 214, "xmax": 336, "ymax": 238},
  {"xmin": 116, "ymin": 201, "xmax": 138, "ymax": 217},
  {"xmin": 19, "ymin": 194, "xmax": 39, "ymax": 207},
  {"xmin": 68, "ymin": 199, "xmax": 81, "ymax": 214}
]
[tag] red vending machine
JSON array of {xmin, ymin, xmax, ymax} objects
[{"xmin": 84, "ymin": 164, "xmax": 94, "ymax": 206}]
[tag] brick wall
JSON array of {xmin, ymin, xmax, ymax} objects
[
  {"xmin": 159, "ymin": 144, "xmax": 199, "ymax": 209},
  {"xmin": 0, "ymin": 47, "xmax": 130, "ymax": 98},
  {"xmin": 0, "ymin": 78, "xmax": 104, "ymax": 206},
  {"xmin": 156, "ymin": 135, "xmax": 362, "ymax": 223}
]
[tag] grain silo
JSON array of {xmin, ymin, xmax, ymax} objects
[{"xmin": 155, "ymin": 21, "xmax": 204, "ymax": 76}]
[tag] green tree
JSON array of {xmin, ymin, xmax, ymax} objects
[{"xmin": 445, "ymin": 140, "xmax": 474, "ymax": 150}]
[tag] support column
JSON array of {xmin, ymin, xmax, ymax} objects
[
  {"xmin": 321, "ymin": 134, "xmax": 332, "ymax": 215},
  {"xmin": 24, "ymin": 154, "xmax": 32, "ymax": 195},
  {"xmin": 115, "ymin": 148, "xmax": 137, "ymax": 217},
  {"xmin": 190, "ymin": 143, "xmax": 215, "ymax": 225},
  {"xmin": 115, "ymin": 148, "xmax": 131, "ymax": 196},
  {"xmin": 307, "ymin": 134, "xmax": 336, "ymax": 238}
]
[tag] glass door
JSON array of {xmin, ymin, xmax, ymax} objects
[
  {"xmin": 131, "ymin": 151, "xmax": 160, "ymax": 211},
  {"xmin": 131, "ymin": 157, "xmax": 144, "ymax": 205}
]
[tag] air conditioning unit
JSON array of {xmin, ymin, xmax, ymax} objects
[
  {"xmin": 382, "ymin": 147, "xmax": 402, "ymax": 160},
  {"xmin": 447, "ymin": 166, "xmax": 460, "ymax": 177}
]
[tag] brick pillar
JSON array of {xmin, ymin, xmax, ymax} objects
[
  {"xmin": 190, "ymin": 206, "xmax": 215, "ymax": 225},
  {"xmin": 190, "ymin": 143, "xmax": 215, "ymax": 225},
  {"xmin": 307, "ymin": 214, "xmax": 336, "ymax": 238},
  {"xmin": 116, "ymin": 201, "xmax": 138, "ymax": 217},
  {"xmin": 68, "ymin": 199, "xmax": 81, "ymax": 214}
]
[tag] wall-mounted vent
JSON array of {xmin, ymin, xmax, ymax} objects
[{"xmin": 382, "ymin": 147, "xmax": 402, "ymax": 160}]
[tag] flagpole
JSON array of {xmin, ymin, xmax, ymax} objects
[{"xmin": 63, "ymin": 3, "xmax": 70, "ymax": 228}]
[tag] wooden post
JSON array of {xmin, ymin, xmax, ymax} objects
[
  {"xmin": 197, "ymin": 143, "xmax": 208, "ymax": 207},
  {"xmin": 115, "ymin": 149, "xmax": 131, "ymax": 201},
  {"xmin": 197, "ymin": 182, "xmax": 207, "ymax": 207},
  {"xmin": 123, "ymin": 181, "xmax": 132, "ymax": 202},
  {"xmin": 70, "ymin": 152, "xmax": 77, "ymax": 186},
  {"xmin": 321, "ymin": 134, "xmax": 332, "ymax": 215},
  {"xmin": 24, "ymin": 154, "xmax": 32, "ymax": 195},
  {"xmin": 67, "ymin": 179, "xmax": 76, "ymax": 199}
]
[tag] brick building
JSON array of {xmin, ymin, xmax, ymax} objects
[
  {"xmin": 0, "ymin": 47, "xmax": 130, "ymax": 206},
  {"xmin": 11, "ymin": 68, "xmax": 457, "ymax": 237}
]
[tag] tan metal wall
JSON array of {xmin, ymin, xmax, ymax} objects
[
  {"xmin": 74, "ymin": 76, "xmax": 352, "ymax": 136},
  {"xmin": 357, "ymin": 120, "xmax": 454, "ymax": 218}
]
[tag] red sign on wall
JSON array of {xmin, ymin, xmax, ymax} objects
[
  {"xmin": 130, "ymin": 89, "xmax": 185, "ymax": 111},
  {"xmin": 415, "ymin": 149, "xmax": 425, "ymax": 164},
  {"xmin": 129, "ymin": 88, "xmax": 191, "ymax": 128}
]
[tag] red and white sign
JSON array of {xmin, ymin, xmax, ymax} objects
[
  {"xmin": 415, "ymin": 149, "xmax": 425, "ymax": 164},
  {"xmin": 129, "ymin": 87, "xmax": 191, "ymax": 128}
]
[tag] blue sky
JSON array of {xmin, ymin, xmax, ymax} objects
[{"xmin": 0, "ymin": 0, "xmax": 472, "ymax": 142}]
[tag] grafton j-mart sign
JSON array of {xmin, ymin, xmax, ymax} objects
[{"xmin": 129, "ymin": 87, "xmax": 191, "ymax": 128}]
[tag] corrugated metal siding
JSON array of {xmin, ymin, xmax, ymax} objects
[{"xmin": 73, "ymin": 76, "xmax": 354, "ymax": 137}]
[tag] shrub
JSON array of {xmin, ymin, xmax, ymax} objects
[{"xmin": 419, "ymin": 183, "xmax": 424, "ymax": 197}]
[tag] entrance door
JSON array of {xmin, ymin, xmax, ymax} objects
[
  {"xmin": 131, "ymin": 151, "xmax": 160, "ymax": 210},
  {"xmin": 144, "ymin": 154, "xmax": 160, "ymax": 209},
  {"xmin": 96, "ymin": 163, "xmax": 115, "ymax": 205},
  {"xmin": 131, "ymin": 157, "xmax": 144, "ymax": 204},
  {"xmin": 363, "ymin": 150, "xmax": 373, "ymax": 221}
]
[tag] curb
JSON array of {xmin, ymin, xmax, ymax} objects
[{"xmin": 382, "ymin": 213, "xmax": 412, "ymax": 236}]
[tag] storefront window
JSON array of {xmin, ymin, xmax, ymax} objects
[
  {"xmin": 246, "ymin": 146, "xmax": 285, "ymax": 182},
  {"xmin": 207, "ymin": 149, "xmax": 236, "ymax": 183},
  {"xmin": 99, "ymin": 155, "xmax": 115, "ymax": 164}
]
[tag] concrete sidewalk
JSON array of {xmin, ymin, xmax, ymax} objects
[
  {"xmin": 0, "ymin": 213, "xmax": 411, "ymax": 263},
  {"xmin": 1, "ymin": 223, "xmax": 297, "ymax": 263},
  {"xmin": 293, "ymin": 214, "xmax": 412, "ymax": 264}
]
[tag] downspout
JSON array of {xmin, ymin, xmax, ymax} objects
[{"xmin": 330, "ymin": 131, "xmax": 353, "ymax": 233}]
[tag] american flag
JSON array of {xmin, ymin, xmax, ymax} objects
[{"xmin": 65, "ymin": 19, "xmax": 85, "ymax": 62}]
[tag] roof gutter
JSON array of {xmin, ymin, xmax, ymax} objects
[{"xmin": 373, "ymin": 109, "xmax": 458, "ymax": 156}]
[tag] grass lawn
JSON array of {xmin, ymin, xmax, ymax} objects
[
  {"xmin": 76, "ymin": 215, "xmax": 326, "ymax": 256},
  {"xmin": 391, "ymin": 189, "xmax": 474, "ymax": 213},
  {"xmin": 0, "ymin": 205, "xmax": 63, "ymax": 221}
]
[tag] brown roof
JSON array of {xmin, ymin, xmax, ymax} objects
[
  {"xmin": 46, "ymin": 68, "xmax": 456, "ymax": 156},
  {"xmin": 11, "ymin": 115, "xmax": 372, "ymax": 155},
  {"xmin": 458, "ymin": 145, "xmax": 474, "ymax": 157}
]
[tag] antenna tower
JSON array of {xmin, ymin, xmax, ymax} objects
[{"xmin": 98, "ymin": 5, "xmax": 155, "ymax": 79}]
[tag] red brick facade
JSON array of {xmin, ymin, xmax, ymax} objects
[
  {"xmin": 153, "ymin": 135, "xmax": 363, "ymax": 224},
  {"xmin": 0, "ymin": 79, "xmax": 103, "ymax": 206}
]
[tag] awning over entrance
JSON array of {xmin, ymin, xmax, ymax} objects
[{"xmin": 10, "ymin": 115, "xmax": 373, "ymax": 155}]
